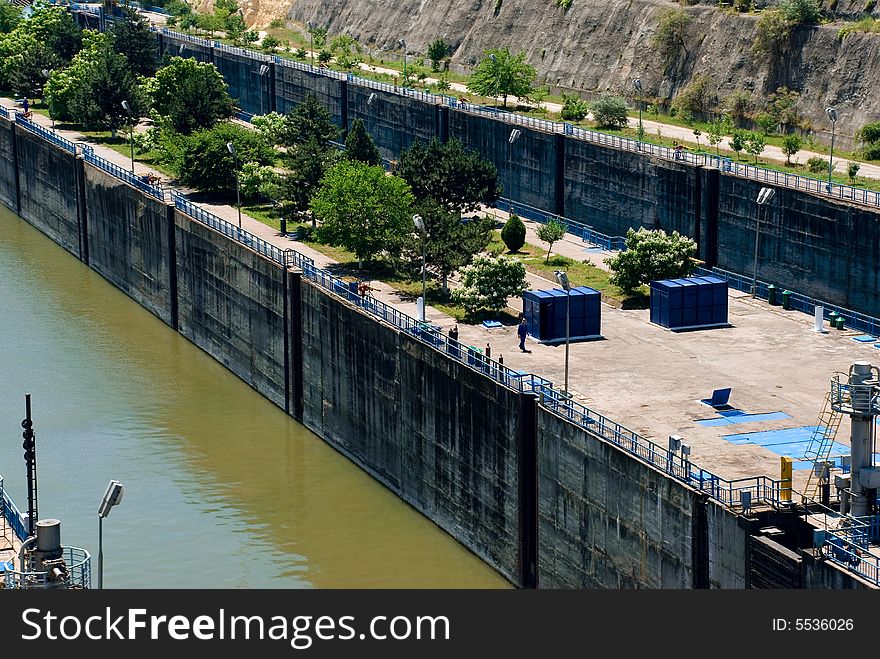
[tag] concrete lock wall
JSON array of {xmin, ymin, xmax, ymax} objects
[
  {"xmin": 299, "ymin": 281, "xmax": 523, "ymax": 582},
  {"xmin": 174, "ymin": 210, "xmax": 289, "ymax": 410},
  {"xmin": 2, "ymin": 117, "xmax": 875, "ymax": 590},
  {"xmin": 348, "ymin": 87, "xmax": 441, "ymax": 162},
  {"xmin": 212, "ymin": 50, "xmax": 272, "ymax": 117},
  {"xmin": 0, "ymin": 118, "xmax": 17, "ymax": 211},
  {"xmin": 157, "ymin": 34, "xmax": 214, "ymax": 65},
  {"xmin": 537, "ymin": 408, "xmax": 697, "ymax": 588},
  {"xmin": 82, "ymin": 164, "xmax": 175, "ymax": 326},
  {"xmin": 275, "ymin": 63, "xmax": 344, "ymax": 127},
  {"xmin": 12, "ymin": 126, "xmax": 82, "ymax": 260}
]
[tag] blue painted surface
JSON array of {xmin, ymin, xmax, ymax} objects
[
  {"xmin": 696, "ymin": 411, "xmax": 791, "ymax": 427},
  {"xmin": 482, "ymin": 320, "xmax": 503, "ymax": 328},
  {"xmin": 852, "ymin": 335, "xmax": 877, "ymax": 343},
  {"xmin": 721, "ymin": 426, "xmax": 852, "ymax": 470}
]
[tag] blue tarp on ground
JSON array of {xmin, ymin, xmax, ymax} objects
[{"xmin": 696, "ymin": 411, "xmax": 791, "ymax": 427}]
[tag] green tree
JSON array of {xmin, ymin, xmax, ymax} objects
[
  {"xmin": 807, "ymin": 156, "xmax": 828, "ymax": 173},
  {"xmin": 344, "ymin": 119, "xmax": 381, "ymax": 166},
  {"xmin": 279, "ymin": 93, "xmax": 340, "ymax": 148},
  {"xmin": 781, "ymin": 133, "xmax": 803, "ymax": 165},
  {"xmin": 150, "ymin": 57, "xmax": 234, "ymax": 134},
  {"xmin": 317, "ymin": 49, "xmax": 332, "ymax": 64},
  {"xmin": 753, "ymin": 10, "xmax": 791, "ymax": 56},
  {"xmin": 779, "ymin": 0, "xmax": 821, "ymax": 24},
  {"xmin": 427, "ymin": 38, "xmax": 449, "ymax": 71},
  {"xmin": 536, "ymin": 218, "xmax": 567, "ymax": 263},
  {"xmin": 707, "ymin": 115, "xmax": 732, "ymax": 155},
  {"xmin": 311, "ymin": 161, "xmax": 416, "ymax": 269},
  {"xmin": 451, "ymin": 255, "xmax": 528, "ymax": 316},
  {"xmin": 858, "ymin": 122, "xmax": 880, "ymax": 144},
  {"xmin": 8, "ymin": 42, "xmax": 57, "ymax": 99},
  {"xmin": 175, "ymin": 121, "xmax": 275, "ymax": 195},
  {"xmin": 755, "ymin": 112, "xmax": 778, "ymax": 135},
  {"xmin": 238, "ymin": 161, "xmax": 281, "ymax": 200},
  {"xmin": 651, "ymin": 9, "xmax": 690, "ymax": 73},
  {"xmin": 111, "ymin": 7, "xmax": 158, "ymax": 77},
  {"xmin": 500, "ymin": 213, "xmax": 526, "ymax": 252},
  {"xmin": 672, "ymin": 74, "xmax": 715, "ymax": 120},
  {"xmin": 261, "ymin": 35, "xmax": 281, "ymax": 52},
  {"xmin": 730, "ymin": 129, "xmax": 746, "ymax": 158},
  {"xmin": 279, "ymin": 138, "xmax": 341, "ymax": 220},
  {"xmin": 604, "ymin": 228, "xmax": 696, "ymax": 294},
  {"xmin": 467, "ymin": 48, "xmax": 536, "ymax": 108},
  {"xmin": 847, "ymin": 160, "xmax": 860, "ymax": 182},
  {"xmin": 560, "ymin": 92, "xmax": 590, "ymax": 121},
  {"xmin": 250, "ymin": 111, "xmax": 287, "ymax": 145},
  {"xmin": 43, "ymin": 30, "xmax": 113, "ymax": 122},
  {"xmin": 0, "ymin": 2, "xmax": 21, "ymax": 34},
  {"xmin": 307, "ymin": 24, "xmax": 328, "ymax": 49},
  {"xmin": 590, "ymin": 94, "xmax": 629, "ymax": 129},
  {"xmin": 744, "ymin": 132, "xmax": 766, "ymax": 163},
  {"xmin": 224, "ymin": 13, "xmax": 246, "ymax": 44},
  {"xmin": 397, "ymin": 138, "xmax": 500, "ymax": 214},
  {"xmin": 70, "ymin": 47, "xmax": 147, "ymax": 132},
  {"xmin": 725, "ymin": 91, "xmax": 754, "ymax": 121},
  {"xmin": 767, "ymin": 87, "xmax": 800, "ymax": 130},
  {"xmin": 242, "ymin": 30, "xmax": 260, "ymax": 47},
  {"xmin": 26, "ymin": 4, "xmax": 82, "ymax": 62}
]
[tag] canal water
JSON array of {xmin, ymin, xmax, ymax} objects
[{"xmin": 0, "ymin": 207, "xmax": 508, "ymax": 588}]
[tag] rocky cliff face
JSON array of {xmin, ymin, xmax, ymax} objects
[{"xmin": 205, "ymin": 0, "xmax": 880, "ymax": 137}]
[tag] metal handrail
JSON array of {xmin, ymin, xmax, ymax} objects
[
  {"xmin": 0, "ymin": 481, "xmax": 28, "ymax": 544},
  {"xmin": 83, "ymin": 150, "xmax": 166, "ymax": 201},
  {"xmin": 497, "ymin": 197, "xmax": 626, "ymax": 251},
  {"xmin": 3, "ymin": 546, "xmax": 92, "ymax": 589},
  {"xmin": 15, "ymin": 114, "xmax": 77, "ymax": 153}
]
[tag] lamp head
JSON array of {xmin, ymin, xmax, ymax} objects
[
  {"xmin": 489, "ymin": 53, "xmax": 497, "ymax": 63},
  {"xmin": 509, "ymin": 128, "xmax": 521, "ymax": 144},
  {"xmin": 98, "ymin": 480, "xmax": 125, "ymax": 519},
  {"xmin": 179, "ymin": 44, "xmax": 185, "ymax": 55},
  {"xmin": 259, "ymin": 64, "xmax": 269, "ymax": 76},
  {"xmin": 632, "ymin": 78, "xmax": 641, "ymax": 92},
  {"xmin": 399, "ymin": 38, "xmax": 406, "ymax": 49},
  {"xmin": 367, "ymin": 92, "xmax": 376, "ymax": 105},
  {"xmin": 413, "ymin": 214, "xmax": 425, "ymax": 234},
  {"xmin": 554, "ymin": 270, "xmax": 571, "ymax": 291},
  {"xmin": 757, "ymin": 187, "xmax": 775, "ymax": 205},
  {"xmin": 121, "ymin": 100, "xmax": 130, "ymax": 112},
  {"xmin": 826, "ymin": 107, "xmax": 838, "ymax": 122},
  {"xmin": 226, "ymin": 141, "xmax": 235, "ymax": 155}
]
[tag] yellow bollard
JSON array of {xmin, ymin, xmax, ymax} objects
[{"xmin": 780, "ymin": 456, "xmax": 793, "ymax": 503}]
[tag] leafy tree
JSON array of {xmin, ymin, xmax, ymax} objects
[
  {"xmin": 753, "ymin": 10, "xmax": 791, "ymax": 56},
  {"xmin": 781, "ymin": 133, "xmax": 803, "ymax": 165},
  {"xmin": 651, "ymin": 9, "xmax": 690, "ymax": 73},
  {"xmin": 111, "ymin": 7, "xmax": 158, "ymax": 77},
  {"xmin": 279, "ymin": 93, "xmax": 340, "ymax": 148},
  {"xmin": 672, "ymin": 75, "xmax": 715, "ymax": 120},
  {"xmin": 70, "ymin": 47, "xmax": 147, "ymax": 132},
  {"xmin": 707, "ymin": 115, "xmax": 732, "ymax": 155},
  {"xmin": 730, "ymin": 130, "xmax": 746, "ymax": 158},
  {"xmin": 560, "ymin": 92, "xmax": 590, "ymax": 121},
  {"xmin": 0, "ymin": 2, "xmax": 21, "ymax": 34},
  {"xmin": 330, "ymin": 34, "xmax": 357, "ymax": 52},
  {"xmin": 604, "ymin": 228, "xmax": 696, "ymax": 294},
  {"xmin": 779, "ymin": 0, "xmax": 821, "ymax": 24},
  {"xmin": 536, "ymin": 219, "xmax": 566, "ymax": 263},
  {"xmin": 8, "ymin": 42, "xmax": 57, "ymax": 99},
  {"xmin": 238, "ymin": 161, "xmax": 281, "ymax": 200},
  {"xmin": 807, "ymin": 156, "xmax": 827, "ymax": 173},
  {"xmin": 590, "ymin": 94, "xmax": 629, "ymax": 129},
  {"xmin": 858, "ymin": 122, "xmax": 880, "ymax": 144},
  {"xmin": 295, "ymin": 47, "xmax": 307, "ymax": 59},
  {"xmin": 427, "ymin": 38, "xmax": 449, "ymax": 71},
  {"xmin": 847, "ymin": 161, "xmax": 860, "ymax": 182},
  {"xmin": 242, "ymin": 30, "xmax": 260, "ymax": 47},
  {"xmin": 451, "ymin": 255, "xmax": 528, "ymax": 316},
  {"xmin": 744, "ymin": 132, "xmax": 766, "ymax": 163},
  {"xmin": 767, "ymin": 87, "xmax": 800, "ymax": 130},
  {"xmin": 26, "ymin": 4, "xmax": 82, "ymax": 62},
  {"xmin": 725, "ymin": 91, "xmax": 754, "ymax": 121},
  {"xmin": 311, "ymin": 160, "xmax": 416, "ymax": 269},
  {"xmin": 261, "ymin": 35, "xmax": 281, "ymax": 52},
  {"xmin": 250, "ymin": 111, "xmax": 287, "ymax": 145},
  {"xmin": 279, "ymin": 138, "xmax": 341, "ymax": 220},
  {"xmin": 397, "ymin": 138, "xmax": 500, "ymax": 214},
  {"xmin": 307, "ymin": 25, "xmax": 328, "ymax": 49},
  {"xmin": 500, "ymin": 213, "xmax": 526, "ymax": 252},
  {"xmin": 44, "ymin": 31, "xmax": 113, "ymax": 121},
  {"xmin": 150, "ymin": 57, "xmax": 234, "ymax": 134},
  {"xmin": 317, "ymin": 50, "xmax": 332, "ymax": 64},
  {"xmin": 224, "ymin": 13, "xmax": 246, "ymax": 44},
  {"xmin": 344, "ymin": 119, "xmax": 381, "ymax": 166},
  {"xmin": 175, "ymin": 121, "xmax": 275, "ymax": 195},
  {"xmin": 755, "ymin": 112, "xmax": 777, "ymax": 135},
  {"xmin": 467, "ymin": 48, "xmax": 536, "ymax": 108}
]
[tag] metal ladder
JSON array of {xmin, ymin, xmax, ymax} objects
[{"xmin": 801, "ymin": 392, "xmax": 844, "ymax": 502}]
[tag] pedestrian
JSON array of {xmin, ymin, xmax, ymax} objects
[
  {"xmin": 518, "ymin": 316, "xmax": 530, "ymax": 353},
  {"xmin": 21, "ymin": 97, "xmax": 29, "ymax": 118},
  {"xmin": 448, "ymin": 324, "xmax": 459, "ymax": 342}
]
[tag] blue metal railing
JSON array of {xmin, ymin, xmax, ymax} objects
[
  {"xmin": 15, "ymin": 115, "xmax": 77, "ymax": 154},
  {"xmin": 83, "ymin": 150, "xmax": 166, "ymax": 201},
  {"xmin": 695, "ymin": 265, "xmax": 880, "ymax": 338},
  {"xmin": 1, "ymin": 477, "xmax": 29, "ymax": 544},
  {"xmin": 0, "ymin": 105, "xmax": 8, "ymax": 120},
  {"xmin": 498, "ymin": 198, "xmax": 626, "ymax": 251}
]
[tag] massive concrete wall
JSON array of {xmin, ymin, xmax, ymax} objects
[
  {"xmin": 174, "ymin": 211, "xmax": 288, "ymax": 410},
  {"xmin": 0, "ymin": 118, "xmax": 17, "ymax": 212},
  {"xmin": 275, "ymin": 63, "xmax": 344, "ymax": 126},
  {"xmin": 537, "ymin": 409, "xmax": 697, "ymax": 588},
  {"xmin": 83, "ymin": 165, "xmax": 176, "ymax": 326},
  {"xmin": 299, "ymin": 281, "xmax": 524, "ymax": 583},
  {"xmin": 13, "ymin": 127, "xmax": 82, "ymax": 259},
  {"xmin": 348, "ymin": 86, "xmax": 439, "ymax": 162}
]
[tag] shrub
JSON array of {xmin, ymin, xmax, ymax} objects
[
  {"xmin": 590, "ymin": 93, "xmax": 629, "ymax": 129},
  {"xmin": 725, "ymin": 91, "xmax": 754, "ymax": 120},
  {"xmin": 269, "ymin": 18, "xmax": 284, "ymax": 28},
  {"xmin": 755, "ymin": 112, "xmax": 778, "ymax": 135},
  {"xmin": 451, "ymin": 255, "xmax": 528, "ymax": 316},
  {"xmin": 847, "ymin": 160, "xmax": 861, "ymax": 182},
  {"xmin": 858, "ymin": 121, "xmax": 880, "ymax": 144},
  {"xmin": 753, "ymin": 10, "xmax": 791, "ymax": 55},
  {"xmin": 500, "ymin": 213, "xmax": 526, "ymax": 252},
  {"xmin": 779, "ymin": 0, "xmax": 821, "ymax": 24},
  {"xmin": 807, "ymin": 155, "xmax": 828, "ymax": 173},
  {"xmin": 261, "ymin": 35, "xmax": 280, "ymax": 52},
  {"xmin": 781, "ymin": 133, "xmax": 803, "ymax": 165},
  {"xmin": 651, "ymin": 9, "xmax": 690, "ymax": 72},
  {"xmin": 560, "ymin": 92, "xmax": 590, "ymax": 121},
  {"xmin": 604, "ymin": 228, "xmax": 696, "ymax": 294},
  {"xmin": 672, "ymin": 75, "xmax": 716, "ymax": 120}
]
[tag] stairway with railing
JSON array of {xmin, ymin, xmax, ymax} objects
[{"xmin": 801, "ymin": 392, "xmax": 844, "ymax": 501}]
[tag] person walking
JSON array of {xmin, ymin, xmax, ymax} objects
[{"xmin": 518, "ymin": 316, "xmax": 530, "ymax": 353}]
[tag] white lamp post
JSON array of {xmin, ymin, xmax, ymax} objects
[
  {"xmin": 633, "ymin": 78, "xmax": 643, "ymax": 150},
  {"xmin": 752, "ymin": 186, "xmax": 776, "ymax": 297},
  {"xmin": 413, "ymin": 213, "xmax": 426, "ymax": 321},
  {"xmin": 97, "ymin": 479, "xmax": 124, "ymax": 589},
  {"xmin": 258, "ymin": 64, "xmax": 270, "ymax": 116},
  {"xmin": 121, "ymin": 100, "xmax": 134, "ymax": 172},
  {"xmin": 227, "ymin": 141, "xmax": 242, "ymax": 230},
  {"xmin": 826, "ymin": 106, "xmax": 838, "ymax": 193},
  {"xmin": 555, "ymin": 270, "xmax": 571, "ymax": 398}
]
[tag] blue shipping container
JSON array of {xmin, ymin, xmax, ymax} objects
[
  {"xmin": 522, "ymin": 287, "xmax": 601, "ymax": 342},
  {"xmin": 650, "ymin": 276, "xmax": 728, "ymax": 330}
]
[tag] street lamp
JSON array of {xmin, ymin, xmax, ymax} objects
[
  {"xmin": 258, "ymin": 63, "xmax": 270, "ymax": 116},
  {"xmin": 399, "ymin": 38, "xmax": 407, "ymax": 87},
  {"xmin": 121, "ymin": 100, "xmax": 134, "ymax": 173},
  {"xmin": 826, "ymin": 106, "xmax": 838, "ymax": 193},
  {"xmin": 227, "ymin": 141, "xmax": 242, "ymax": 230},
  {"xmin": 507, "ymin": 128, "xmax": 521, "ymax": 208},
  {"xmin": 42, "ymin": 68, "xmax": 54, "ymax": 128},
  {"xmin": 489, "ymin": 53, "xmax": 498, "ymax": 108},
  {"xmin": 367, "ymin": 92, "xmax": 376, "ymax": 106},
  {"xmin": 632, "ymin": 78, "xmax": 643, "ymax": 150},
  {"xmin": 554, "ymin": 270, "xmax": 572, "ymax": 398},
  {"xmin": 752, "ymin": 186, "xmax": 776, "ymax": 298},
  {"xmin": 413, "ymin": 214, "xmax": 427, "ymax": 321},
  {"xmin": 307, "ymin": 21, "xmax": 314, "ymax": 65},
  {"xmin": 178, "ymin": 43, "xmax": 186, "ymax": 56},
  {"xmin": 97, "ymin": 479, "xmax": 124, "ymax": 589}
]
